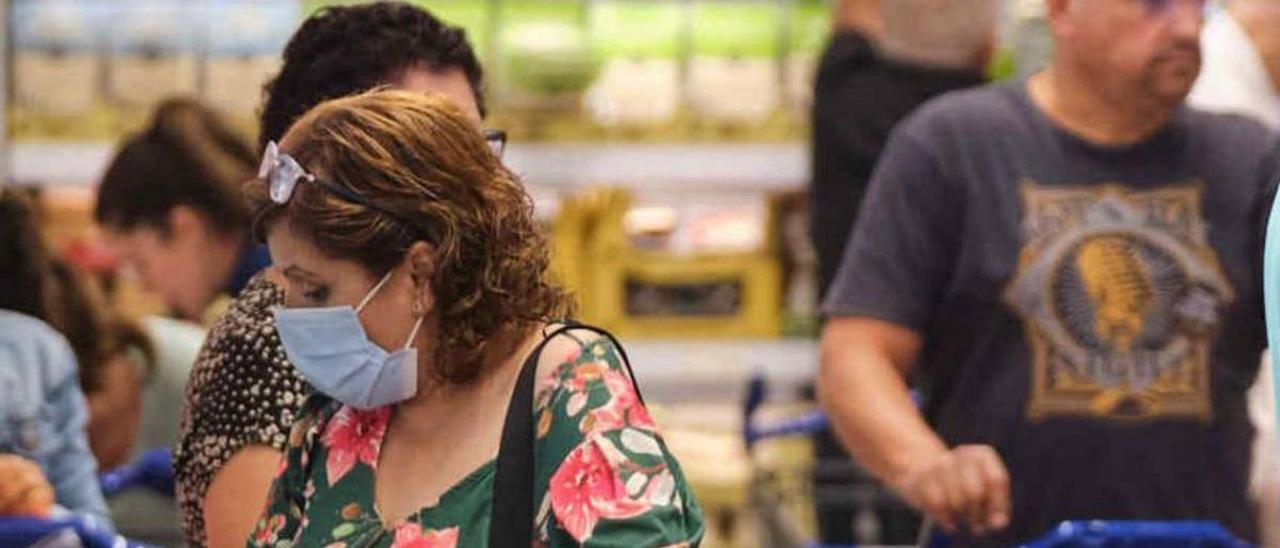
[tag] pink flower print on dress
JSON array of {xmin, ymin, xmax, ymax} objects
[
  {"xmin": 320, "ymin": 406, "xmax": 391, "ymax": 487},
  {"xmin": 390, "ymin": 523, "xmax": 458, "ymax": 548},
  {"xmin": 549, "ymin": 437, "xmax": 651, "ymax": 541},
  {"xmin": 586, "ymin": 369, "xmax": 656, "ymax": 433}
]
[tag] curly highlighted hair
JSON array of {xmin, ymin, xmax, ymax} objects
[{"xmin": 249, "ymin": 90, "xmax": 572, "ymax": 383}]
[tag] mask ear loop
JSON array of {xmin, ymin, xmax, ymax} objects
[
  {"xmin": 402, "ymin": 315, "xmax": 425, "ymax": 350},
  {"xmin": 356, "ymin": 270, "xmax": 396, "ymax": 313}
]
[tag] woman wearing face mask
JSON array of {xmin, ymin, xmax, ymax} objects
[{"xmin": 245, "ymin": 90, "xmax": 704, "ymax": 547}]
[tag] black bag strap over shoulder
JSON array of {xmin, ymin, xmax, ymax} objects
[{"xmin": 488, "ymin": 321, "xmax": 644, "ymax": 547}]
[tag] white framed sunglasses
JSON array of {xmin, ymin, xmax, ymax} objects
[{"xmin": 258, "ymin": 141, "xmax": 418, "ymax": 227}]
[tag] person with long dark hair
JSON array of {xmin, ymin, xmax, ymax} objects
[
  {"xmin": 0, "ymin": 188, "xmax": 116, "ymax": 532},
  {"xmin": 0, "ymin": 189, "xmax": 153, "ymax": 471}
]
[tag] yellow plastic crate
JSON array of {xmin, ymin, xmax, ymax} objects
[{"xmin": 551, "ymin": 187, "xmax": 782, "ymax": 338}]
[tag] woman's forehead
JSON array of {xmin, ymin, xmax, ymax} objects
[{"xmin": 265, "ymin": 220, "xmax": 323, "ymax": 266}]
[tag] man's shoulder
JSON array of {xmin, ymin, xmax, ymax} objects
[
  {"xmin": 1182, "ymin": 106, "xmax": 1280, "ymax": 156},
  {"xmin": 894, "ymin": 81, "xmax": 1028, "ymax": 148}
]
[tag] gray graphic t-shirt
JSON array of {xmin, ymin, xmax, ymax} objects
[{"xmin": 823, "ymin": 80, "xmax": 1280, "ymax": 545}]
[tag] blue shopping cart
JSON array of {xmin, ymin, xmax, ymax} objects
[
  {"xmin": 742, "ymin": 374, "xmax": 1253, "ymax": 548},
  {"xmin": 98, "ymin": 448, "xmax": 174, "ymax": 500},
  {"xmin": 0, "ymin": 448, "xmax": 174, "ymax": 548}
]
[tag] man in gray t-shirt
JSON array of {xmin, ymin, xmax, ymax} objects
[{"xmin": 818, "ymin": 0, "xmax": 1280, "ymax": 545}]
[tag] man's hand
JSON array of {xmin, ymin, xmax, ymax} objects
[
  {"xmin": 895, "ymin": 445, "xmax": 1011, "ymax": 536},
  {"xmin": 820, "ymin": 319, "xmax": 1008, "ymax": 536},
  {"xmin": 0, "ymin": 455, "xmax": 55, "ymax": 518}
]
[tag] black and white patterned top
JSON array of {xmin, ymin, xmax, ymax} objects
[{"xmin": 174, "ymin": 274, "xmax": 309, "ymax": 547}]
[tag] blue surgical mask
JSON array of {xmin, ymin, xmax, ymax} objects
[{"xmin": 273, "ymin": 270, "xmax": 425, "ymax": 409}]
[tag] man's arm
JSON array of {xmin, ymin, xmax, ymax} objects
[
  {"xmin": 819, "ymin": 317, "xmax": 1009, "ymax": 534},
  {"xmin": 819, "ymin": 318, "xmax": 939, "ymax": 485},
  {"xmin": 816, "ymin": 109, "xmax": 1011, "ymax": 533}
]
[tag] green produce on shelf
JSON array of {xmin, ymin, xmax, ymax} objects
[
  {"xmin": 785, "ymin": 0, "xmax": 830, "ymax": 109},
  {"xmin": 585, "ymin": 0, "xmax": 682, "ymax": 128},
  {"xmin": 688, "ymin": 1, "xmax": 783, "ymax": 126},
  {"xmin": 9, "ymin": 0, "xmax": 831, "ymax": 144},
  {"xmin": 691, "ymin": 0, "xmax": 779, "ymax": 58},
  {"xmin": 494, "ymin": 1, "xmax": 599, "ymax": 98},
  {"xmin": 503, "ymin": 21, "xmax": 601, "ymax": 96},
  {"xmin": 589, "ymin": 0, "xmax": 681, "ymax": 60},
  {"xmin": 789, "ymin": 0, "xmax": 830, "ymax": 55}
]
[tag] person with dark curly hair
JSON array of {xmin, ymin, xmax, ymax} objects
[
  {"xmin": 246, "ymin": 89, "xmax": 702, "ymax": 548},
  {"xmin": 173, "ymin": 4, "xmax": 502, "ymax": 547},
  {"xmin": 257, "ymin": 0, "xmax": 486, "ymax": 152}
]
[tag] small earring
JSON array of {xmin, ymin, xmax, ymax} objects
[{"xmin": 412, "ymin": 301, "xmax": 422, "ymax": 316}]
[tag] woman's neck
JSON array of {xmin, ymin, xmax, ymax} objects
[
  {"xmin": 194, "ymin": 230, "xmax": 249, "ymax": 319},
  {"xmin": 392, "ymin": 321, "xmax": 543, "ymax": 436}
]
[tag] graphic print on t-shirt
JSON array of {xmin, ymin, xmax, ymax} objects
[{"xmin": 1004, "ymin": 182, "xmax": 1232, "ymax": 421}]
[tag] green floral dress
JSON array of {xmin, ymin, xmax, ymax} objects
[{"xmin": 247, "ymin": 335, "xmax": 704, "ymax": 547}]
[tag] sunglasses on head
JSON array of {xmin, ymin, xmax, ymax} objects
[
  {"xmin": 258, "ymin": 141, "xmax": 398, "ymax": 212},
  {"xmin": 259, "ymin": 127, "xmax": 506, "ymax": 224}
]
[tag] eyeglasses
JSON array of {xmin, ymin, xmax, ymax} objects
[
  {"xmin": 484, "ymin": 129, "xmax": 507, "ymax": 158},
  {"xmin": 1138, "ymin": 0, "xmax": 1209, "ymax": 16},
  {"xmin": 258, "ymin": 141, "xmax": 411, "ymax": 224}
]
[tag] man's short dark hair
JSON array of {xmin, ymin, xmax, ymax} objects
[{"xmin": 257, "ymin": 1, "xmax": 486, "ymax": 151}]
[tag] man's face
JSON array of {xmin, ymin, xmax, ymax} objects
[
  {"xmin": 391, "ymin": 64, "xmax": 482, "ymax": 124},
  {"xmin": 1057, "ymin": 0, "xmax": 1204, "ymax": 106}
]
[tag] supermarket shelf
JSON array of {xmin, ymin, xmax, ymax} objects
[
  {"xmin": 9, "ymin": 142, "xmax": 118, "ymax": 186},
  {"xmin": 505, "ymin": 142, "xmax": 809, "ymax": 191},
  {"xmin": 625, "ymin": 338, "xmax": 818, "ymax": 404},
  {"xmin": 7, "ymin": 141, "xmax": 810, "ymax": 191}
]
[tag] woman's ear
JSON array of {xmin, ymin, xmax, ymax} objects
[
  {"xmin": 166, "ymin": 205, "xmax": 206, "ymax": 243},
  {"xmin": 405, "ymin": 241, "xmax": 436, "ymax": 314}
]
